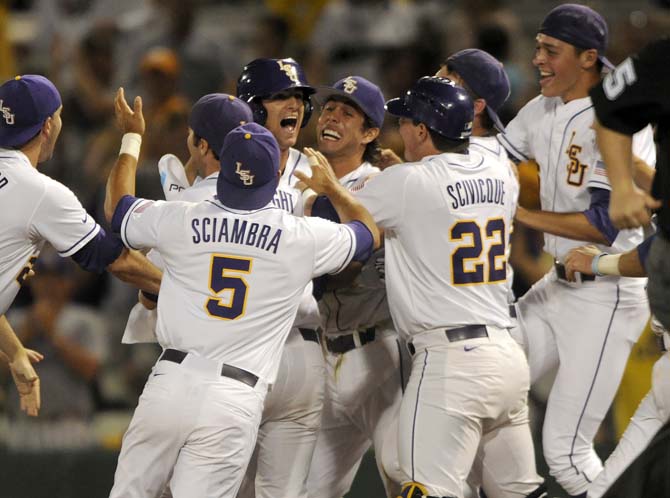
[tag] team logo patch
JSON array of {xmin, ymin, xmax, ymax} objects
[
  {"xmin": 236, "ymin": 162, "xmax": 255, "ymax": 185},
  {"xmin": 276, "ymin": 59, "xmax": 300, "ymax": 85},
  {"xmin": 0, "ymin": 100, "xmax": 15, "ymax": 125},
  {"xmin": 342, "ymin": 76, "xmax": 358, "ymax": 94}
]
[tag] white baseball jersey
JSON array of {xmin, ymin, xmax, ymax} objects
[
  {"xmin": 498, "ymin": 95, "xmax": 656, "ymax": 259},
  {"xmin": 117, "ymin": 197, "xmax": 356, "ymax": 383},
  {"xmin": 319, "ymin": 161, "xmax": 392, "ymax": 336},
  {"xmin": 0, "ymin": 149, "xmax": 100, "ymax": 314},
  {"xmin": 356, "ymin": 150, "xmax": 519, "ymax": 336}
]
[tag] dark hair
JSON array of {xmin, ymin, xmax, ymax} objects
[
  {"xmin": 444, "ymin": 63, "xmax": 495, "ymax": 133},
  {"xmin": 193, "ymin": 133, "xmax": 219, "ymax": 160},
  {"xmin": 325, "ymin": 95, "xmax": 382, "ymax": 165},
  {"xmin": 412, "ymin": 119, "xmax": 468, "ymax": 153}
]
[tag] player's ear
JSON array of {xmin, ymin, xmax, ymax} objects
[
  {"xmin": 361, "ymin": 126, "xmax": 380, "ymax": 145},
  {"xmin": 579, "ymin": 48, "xmax": 598, "ymax": 70},
  {"xmin": 473, "ymin": 98, "xmax": 487, "ymax": 117},
  {"xmin": 198, "ymin": 137, "xmax": 212, "ymax": 157},
  {"xmin": 41, "ymin": 116, "xmax": 52, "ymax": 139}
]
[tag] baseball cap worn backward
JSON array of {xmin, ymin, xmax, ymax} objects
[
  {"xmin": 217, "ymin": 123, "xmax": 280, "ymax": 210},
  {"xmin": 316, "ymin": 76, "xmax": 386, "ymax": 128},
  {"xmin": 446, "ymin": 49, "xmax": 510, "ymax": 131},
  {"xmin": 539, "ymin": 3, "xmax": 614, "ymax": 69},
  {"xmin": 0, "ymin": 75, "xmax": 62, "ymax": 148},
  {"xmin": 386, "ymin": 76, "xmax": 474, "ymax": 141},
  {"xmin": 189, "ymin": 94, "xmax": 253, "ymax": 158}
]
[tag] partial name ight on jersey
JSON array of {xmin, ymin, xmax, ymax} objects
[
  {"xmin": 447, "ymin": 177, "xmax": 506, "ymax": 209},
  {"xmin": 191, "ymin": 217, "xmax": 282, "ymax": 254}
]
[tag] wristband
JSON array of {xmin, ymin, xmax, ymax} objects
[
  {"xmin": 119, "ymin": 133, "xmax": 142, "ymax": 160},
  {"xmin": 592, "ymin": 253, "xmax": 621, "ymax": 277},
  {"xmin": 301, "ymin": 187, "xmax": 316, "ymax": 205}
]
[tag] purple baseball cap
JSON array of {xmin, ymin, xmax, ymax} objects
[
  {"xmin": 0, "ymin": 75, "xmax": 62, "ymax": 148},
  {"xmin": 446, "ymin": 49, "xmax": 510, "ymax": 131},
  {"xmin": 539, "ymin": 3, "xmax": 614, "ymax": 69},
  {"xmin": 189, "ymin": 94, "xmax": 253, "ymax": 158},
  {"xmin": 316, "ymin": 76, "xmax": 386, "ymax": 128},
  {"xmin": 217, "ymin": 123, "xmax": 280, "ymax": 210}
]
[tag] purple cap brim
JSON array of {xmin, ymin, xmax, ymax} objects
[
  {"xmin": 316, "ymin": 87, "xmax": 384, "ymax": 128},
  {"xmin": 217, "ymin": 175, "xmax": 279, "ymax": 211}
]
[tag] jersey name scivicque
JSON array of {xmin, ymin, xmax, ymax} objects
[
  {"xmin": 356, "ymin": 150, "xmax": 519, "ymax": 337},
  {"xmin": 0, "ymin": 149, "xmax": 100, "ymax": 314},
  {"xmin": 116, "ymin": 195, "xmax": 355, "ymax": 384},
  {"xmin": 498, "ymin": 95, "xmax": 656, "ymax": 259}
]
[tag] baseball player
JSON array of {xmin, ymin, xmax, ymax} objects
[
  {"xmin": 303, "ymin": 76, "xmax": 404, "ymax": 498},
  {"xmin": 589, "ymin": 37, "xmax": 670, "ymax": 332},
  {"xmin": 0, "ymin": 75, "xmax": 160, "ymax": 416},
  {"xmin": 496, "ymin": 5, "xmax": 656, "ymax": 496},
  {"xmin": 234, "ymin": 57, "xmax": 327, "ymax": 498},
  {"xmin": 562, "ymin": 237, "xmax": 670, "ymax": 498},
  {"xmin": 355, "ymin": 76, "xmax": 543, "ymax": 498},
  {"xmin": 105, "ymin": 83, "xmax": 380, "ymax": 497}
]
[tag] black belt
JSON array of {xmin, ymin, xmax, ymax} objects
[
  {"xmin": 159, "ymin": 349, "xmax": 258, "ymax": 388},
  {"xmin": 299, "ymin": 328, "xmax": 320, "ymax": 344},
  {"xmin": 325, "ymin": 327, "xmax": 376, "ymax": 354},
  {"xmin": 554, "ymin": 261, "xmax": 596, "ymax": 282},
  {"xmin": 407, "ymin": 325, "xmax": 489, "ymax": 356}
]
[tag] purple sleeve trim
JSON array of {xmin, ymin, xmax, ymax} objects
[
  {"xmin": 346, "ymin": 220, "xmax": 373, "ymax": 263},
  {"xmin": 583, "ymin": 188, "xmax": 619, "ymax": 245},
  {"xmin": 71, "ymin": 227, "xmax": 124, "ymax": 273},
  {"xmin": 111, "ymin": 195, "xmax": 140, "ymax": 233},
  {"xmin": 637, "ymin": 234, "xmax": 655, "ymax": 268}
]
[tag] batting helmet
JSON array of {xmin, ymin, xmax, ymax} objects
[
  {"xmin": 385, "ymin": 76, "xmax": 474, "ymax": 140},
  {"xmin": 236, "ymin": 58, "xmax": 315, "ymax": 128}
]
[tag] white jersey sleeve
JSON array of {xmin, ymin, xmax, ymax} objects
[
  {"xmin": 303, "ymin": 217, "xmax": 357, "ymax": 276},
  {"xmin": 118, "ymin": 197, "xmax": 185, "ymax": 251},
  {"xmin": 496, "ymin": 96, "xmax": 542, "ymax": 161},
  {"xmin": 30, "ymin": 178, "xmax": 100, "ymax": 257}
]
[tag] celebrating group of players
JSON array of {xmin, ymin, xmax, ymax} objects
[{"xmin": 0, "ymin": 3, "xmax": 668, "ymax": 498}]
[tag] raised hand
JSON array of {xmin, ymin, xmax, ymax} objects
[{"xmin": 115, "ymin": 87, "xmax": 145, "ymax": 135}]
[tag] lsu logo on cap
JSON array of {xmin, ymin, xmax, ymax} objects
[
  {"xmin": 276, "ymin": 59, "xmax": 300, "ymax": 85},
  {"xmin": 0, "ymin": 100, "xmax": 15, "ymax": 125},
  {"xmin": 342, "ymin": 76, "xmax": 358, "ymax": 94},
  {"xmin": 235, "ymin": 162, "xmax": 255, "ymax": 186}
]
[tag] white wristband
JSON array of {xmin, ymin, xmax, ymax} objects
[
  {"xmin": 595, "ymin": 253, "xmax": 622, "ymax": 276},
  {"xmin": 119, "ymin": 133, "xmax": 142, "ymax": 160},
  {"xmin": 301, "ymin": 187, "xmax": 317, "ymax": 205}
]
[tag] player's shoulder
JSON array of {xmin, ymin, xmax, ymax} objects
[
  {"xmin": 180, "ymin": 174, "xmax": 217, "ymax": 203},
  {"xmin": 517, "ymin": 94, "xmax": 558, "ymax": 117},
  {"xmin": 287, "ymin": 147, "xmax": 310, "ymax": 175},
  {"xmin": 470, "ymin": 136, "xmax": 509, "ymax": 161}
]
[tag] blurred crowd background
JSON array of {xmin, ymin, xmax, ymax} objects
[{"xmin": 0, "ymin": 0, "xmax": 668, "ymax": 496}]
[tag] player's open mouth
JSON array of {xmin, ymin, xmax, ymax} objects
[
  {"xmin": 280, "ymin": 117, "xmax": 298, "ymax": 132},
  {"xmin": 321, "ymin": 129, "xmax": 341, "ymax": 141},
  {"xmin": 539, "ymin": 71, "xmax": 554, "ymax": 86}
]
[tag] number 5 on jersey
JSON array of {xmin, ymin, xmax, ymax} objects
[
  {"xmin": 450, "ymin": 218, "xmax": 506, "ymax": 285},
  {"xmin": 205, "ymin": 254, "xmax": 252, "ymax": 320}
]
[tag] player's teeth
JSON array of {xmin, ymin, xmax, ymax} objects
[{"xmin": 323, "ymin": 130, "xmax": 341, "ymax": 140}]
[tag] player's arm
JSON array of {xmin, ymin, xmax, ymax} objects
[
  {"xmin": 295, "ymin": 147, "xmax": 381, "ymax": 250},
  {"xmin": 104, "ymin": 87, "xmax": 145, "ymax": 222},
  {"xmin": 564, "ymin": 235, "xmax": 654, "ymax": 280},
  {"xmin": 514, "ymin": 191, "xmax": 612, "ymax": 245},
  {"xmin": 633, "ymin": 154, "xmax": 655, "ymax": 193},
  {"xmin": 0, "ymin": 315, "xmax": 41, "ymax": 416}
]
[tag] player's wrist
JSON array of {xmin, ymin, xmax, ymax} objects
[
  {"xmin": 591, "ymin": 252, "xmax": 622, "ymax": 276},
  {"xmin": 119, "ymin": 133, "xmax": 142, "ymax": 161}
]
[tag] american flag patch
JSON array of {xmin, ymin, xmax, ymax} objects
[
  {"xmin": 134, "ymin": 200, "xmax": 153, "ymax": 214},
  {"xmin": 594, "ymin": 160, "xmax": 608, "ymax": 177}
]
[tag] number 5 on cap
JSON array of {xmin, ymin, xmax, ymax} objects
[{"xmin": 205, "ymin": 254, "xmax": 252, "ymax": 320}]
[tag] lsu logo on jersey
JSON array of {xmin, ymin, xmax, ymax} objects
[
  {"xmin": 276, "ymin": 59, "xmax": 300, "ymax": 85},
  {"xmin": 0, "ymin": 100, "xmax": 15, "ymax": 125},
  {"xmin": 342, "ymin": 76, "xmax": 358, "ymax": 94},
  {"xmin": 235, "ymin": 162, "xmax": 255, "ymax": 185},
  {"xmin": 565, "ymin": 132, "xmax": 588, "ymax": 186}
]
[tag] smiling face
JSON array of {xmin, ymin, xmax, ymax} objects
[
  {"xmin": 316, "ymin": 97, "xmax": 377, "ymax": 161},
  {"xmin": 261, "ymin": 89, "xmax": 305, "ymax": 151},
  {"xmin": 532, "ymin": 33, "xmax": 598, "ymax": 102}
]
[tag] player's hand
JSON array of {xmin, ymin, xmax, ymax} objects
[
  {"xmin": 9, "ymin": 350, "xmax": 41, "ymax": 417},
  {"xmin": 138, "ymin": 290, "xmax": 157, "ymax": 311},
  {"xmin": 564, "ymin": 245, "xmax": 601, "ymax": 281},
  {"xmin": 609, "ymin": 186, "xmax": 661, "ymax": 229},
  {"xmin": 115, "ymin": 87, "xmax": 145, "ymax": 135},
  {"xmin": 378, "ymin": 148, "xmax": 402, "ymax": 169},
  {"xmin": 295, "ymin": 147, "xmax": 342, "ymax": 196}
]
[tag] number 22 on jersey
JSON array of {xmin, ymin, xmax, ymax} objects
[
  {"xmin": 205, "ymin": 254, "xmax": 253, "ymax": 320},
  {"xmin": 450, "ymin": 218, "xmax": 506, "ymax": 285}
]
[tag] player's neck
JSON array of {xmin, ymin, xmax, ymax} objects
[
  {"xmin": 323, "ymin": 153, "xmax": 364, "ymax": 179},
  {"xmin": 561, "ymin": 70, "xmax": 601, "ymax": 103},
  {"xmin": 19, "ymin": 143, "xmax": 40, "ymax": 168}
]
